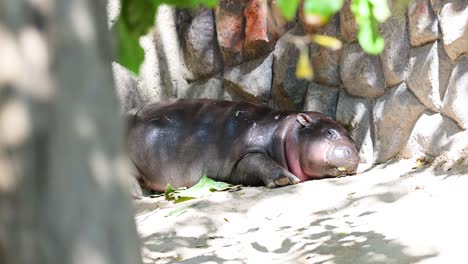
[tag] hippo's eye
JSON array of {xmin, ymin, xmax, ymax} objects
[{"xmin": 324, "ymin": 129, "xmax": 337, "ymax": 139}]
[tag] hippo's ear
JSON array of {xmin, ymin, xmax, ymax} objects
[{"xmin": 297, "ymin": 113, "xmax": 315, "ymax": 128}]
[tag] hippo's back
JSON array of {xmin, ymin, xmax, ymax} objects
[{"xmin": 127, "ymin": 99, "xmax": 280, "ymax": 191}]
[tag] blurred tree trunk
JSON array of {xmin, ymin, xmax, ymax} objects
[{"xmin": 0, "ymin": 0, "xmax": 141, "ymax": 263}]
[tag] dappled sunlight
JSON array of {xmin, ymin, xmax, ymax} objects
[
  {"xmin": 0, "ymin": 26, "xmax": 23, "ymax": 86},
  {"xmin": 132, "ymin": 148, "xmax": 468, "ymax": 262},
  {"xmin": 17, "ymin": 26, "xmax": 55, "ymax": 99},
  {"xmin": 0, "ymin": 98, "xmax": 31, "ymax": 147},
  {"xmin": 134, "ymin": 158, "xmax": 468, "ymax": 263},
  {"xmin": 138, "ymin": 5, "xmax": 185, "ymax": 104},
  {"xmin": 70, "ymin": 0, "xmax": 96, "ymax": 44},
  {"xmin": 0, "ymin": 0, "xmax": 465, "ymax": 263}
]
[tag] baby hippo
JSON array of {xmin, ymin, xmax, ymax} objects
[{"xmin": 127, "ymin": 99, "xmax": 359, "ymax": 192}]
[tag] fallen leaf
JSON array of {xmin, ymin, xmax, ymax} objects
[
  {"xmin": 164, "ymin": 176, "xmax": 233, "ymax": 203},
  {"xmin": 346, "ymin": 192, "xmax": 356, "ymax": 200},
  {"xmin": 412, "ymin": 159, "xmax": 425, "ymax": 170}
]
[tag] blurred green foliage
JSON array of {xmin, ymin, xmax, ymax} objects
[
  {"xmin": 302, "ymin": 0, "xmax": 344, "ymax": 24},
  {"xmin": 277, "ymin": 0, "xmax": 390, "ymax": 55},
  {"xmin": 277, "ymin": 0, "xmax": 300, "ymax": 20},
  {"xmin": 116, "ymin": 0, "xmax": 392, "ymax": 75},
  {"xmin": 351, "ymin": 0, "xmax": 390, "ymax": 55},
  {"xmin": 116, "ymin": 0, "xmax": 218, "ymax": 74},
  {"xmin": 164, "ymin": 176, "xmax": 232, "ymax": 203}
]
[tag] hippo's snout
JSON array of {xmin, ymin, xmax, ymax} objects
[
  {"xmin": 326, "ymin": 145, "xmax": 359, "ymax": 176},
  {"xmin": 332, "ymin": 146, "xmax": 353, "ymax": 160}
]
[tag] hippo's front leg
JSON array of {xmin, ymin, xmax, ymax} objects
[{"xmin": 232, "ymin": 153, "xmax": 300, "ymax": 188}]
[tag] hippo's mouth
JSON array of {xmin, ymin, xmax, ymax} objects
[
  {"xmin": 325, "ymin": 145, "xmax": 359, "ymax": 177},
  {"xmin": 327, "ymin": 165, "xmax": 357, "ymax": 177}
]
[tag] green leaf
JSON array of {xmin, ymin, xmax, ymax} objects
[
  {"xmin": 156, "ymin": 0, "xmax": 218, "ymax": 8},
  {"xmin": 164, "ymin": 176, "xmax": 231, "ymax": 203},
  {"xmin": 277, "ymin": 0, "xmax": 300, "ymax": 20},
  {"xmin": 357, "ymin": 21, "xmax": 384, "ymax": 54},
  {"xmin": 115, "ymin": 0, "xmax": 159, "ymax": 74},
  {"xmin": 200, "ymin": 0, "xmax": 218, "ymax": 7},
  {"xmin": 369, "ymin": 0, "xmax": 391, "ymax": 22},
  {"xmin": 352, "ymin": 0, "xmax": 370, "ymax": 18},
  {"xmin": 303, "ymin": 0, "xmax": 344, "ymax": 21},
  {"xmin": 351, "ymin": 0, "xmax": 387, "ymax": 55},
  {"xmin": 116, "ymin": 0, "xmax": 220, "ymax": 74},
  {"xmin": 164, "ymin": 183, "xmax": 177, "ymax": 199},
  {"xmin": 115, "ymin": 18, "xmax": 145, "ymax": 74},
  {"xmin": 121, "ymin": 0, "xmax": 159, "ymax": 36},
  {"xmin": 177, "ymin": 176, "xmax": 231, "ymax": 197}
]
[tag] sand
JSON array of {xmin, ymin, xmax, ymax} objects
[{"xmin": 134, "ymin": 159, "xmax": 468, "ymax": 264}]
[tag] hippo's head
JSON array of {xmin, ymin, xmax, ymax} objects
[{"xmin": 286, "ymin": 113, "xmax": 359, "ymax": 180}]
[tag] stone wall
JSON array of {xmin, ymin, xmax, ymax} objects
[{"xmin": 110, "ymin": 0, "xmax": 468, "ymax": 171}]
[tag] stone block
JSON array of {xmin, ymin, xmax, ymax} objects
[
  {"xmin": 182, "ymin": 8, "xmax": 223, "ymax": 79},
  {"xmin": 223, "ymin": 53, "xmax": 273, "ymax": 104},
  {"xmin": 379, "ymin": 14, "xmax": 410, "ymax": 87},
  {"xmin": 442, "ymin": 55, "xmax": 468, "ymax": 129},
  {"xmin": 408, "ymin": 0, "xmax": 439, "ymax": 47},
  {"xmin": 340, "ymin": 44, "xmax": 385, "ymax": 98},
  {"xmin": 431, "ymin": 0, "xmax": 468, "ymax": 60},
  {"xmin": 373, "ymin": 83, "xmax": 426, "ymax": 163},
  {"xmin": 336, "ymin": 90, "xmax": 374, "ymax": 172},
  {"xmin": 303, "ymin": 83, "xmax": 339, "ymax": 119}
]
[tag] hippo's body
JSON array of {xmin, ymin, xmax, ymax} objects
[{"xmin": 127, "ymin": 99, "xmax": 359, "ymax": 192}]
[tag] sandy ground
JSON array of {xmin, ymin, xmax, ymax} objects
[{"xmin": 133, "ymin": 159, "xmax": 468, "ymax": 264}]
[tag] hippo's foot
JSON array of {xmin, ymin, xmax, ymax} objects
[
  {"xmin": 265, "ymin": 169, "xmax": 300, "ymax": 188},
  {"xmin": 233, "ymin": 153, "xmax": 300, "ymax": 188}
]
